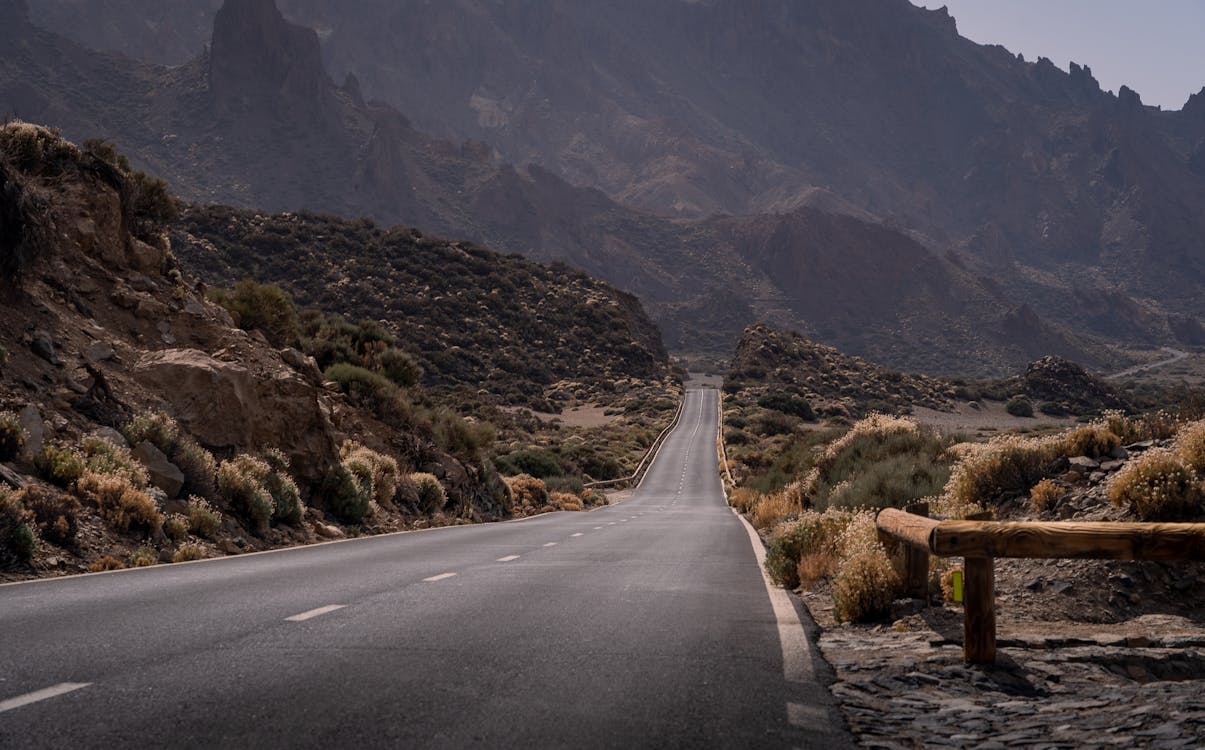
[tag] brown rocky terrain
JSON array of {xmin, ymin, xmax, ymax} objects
[
  {"xmin": 24, "ymin": 0, "xmax": 1205, "ymax": 358},
  {"xmin": 1, "ymin": 0, "xmax": 1177, "ymax": 376},
  {"xmin": 0, "ymin": 125, "xmax": 675, "ymax": 580}
]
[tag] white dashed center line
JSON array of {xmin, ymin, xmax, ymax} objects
[
  {"xmin": 543, "ymin": 542, "xmax": 558, "ymax": 547},
  {"xmin": 571, "ymin": 533, "xmax": 583, "ymax": 538},
  {"xmin": 593, "ymin": 526, "xmax": 603, "ymax": 530},
  {"xmin": 496, "ymin": 555, "xmax": 520, "ymax": 562},
  {"xmin": 285, "ymin": 604, "xmax": 346, "ymax": 622},
  {"xmin": 423, "ymin": 572, "xmax": 458, "ymax": 582},
  {"xmin": 0, "ymin": 683, "xmax": 91, "ymax": 714}
]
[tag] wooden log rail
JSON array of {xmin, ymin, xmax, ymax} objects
[{"xmin": 875, "ymin": 507, "xmax": 1205, "ymax": 664}]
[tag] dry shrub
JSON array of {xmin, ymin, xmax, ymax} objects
[
  {"xmin": 217, "ymin": 455, "xmax": 274, "ymax": 530},
  {"xmin": 728, "ymin": 486, "xmax": 759, "ymax": 514},
  {"xmin": 1028, "ymin": 479, "xmax": 1062, "ymax": 513},
  {"xmin": 0, "ymin": 410, "xmax": 26, "ymax": 461},
  {"xmin": 411, "ymin": 473, "xmax": 446, "ymax": 514},
  {"xmin": 550, "ymin": 492, "xmax": 583, "ymax": 511},
  {"xmin": 1108, "ymin": 448, "xmax": 1201, "ymax": 521},
  {"xmin": 130, "ymin": 546, "xmax": 157, "ymax": 568},
  {"xmin": 506, "ymin": 474, "xmax": 548, "ymax": 510},
  {"xmin": 1102, "ymin": 410, "xmax": 1182, "ymax": 444},
  {"xmin": 163, "ymin": 513, "xmax": 189, "ymax": 542},
  {"xmin": 1060, "ymin": 423, "xmax": 1121, "ymax": 459},
  {"xmin": 77, "ymin": 471, "xmax": 163, "ymax": 534},
  {"xmin": 89, "ymin": 555, "xmax": 125, "ymax": 572},
  {"xmin": 797, "ymin": 552, "xmax": 840, "ymax": 590},
  {"xmin": 35, "ymin": 443, "xmax": 86, "ymax": 488},
  {"xmin": 172, "ymin": 542, "xmax": 206, "ymax": 563},
  {"xmin": 186, "ymin": 497, "xmax": 222, "ymax": 539},
  {"xmin": 80, "ymin": 434, "xmax": 148, "ymax": 487},
  {"xmin": 764, "ymin": 509, "xmax": 861, "ymax": 588},
  {"xmin": 17, "ymin": 485, "xmax": 79, "ymax": 546},
  {"xmin": 831, "ymin": 514, "xmax": 902, "ymax": 623},
  {"xmin": 123, "ymin": 411, "xmax": 216, "ymax": 498},
  {"xmin": 339, "ymin": 441, "xmax": 400, "ymax": 507},
  {"xmin": 0, "ymin": 489, "xmax": 36, "ymax": 567},
  {"xmin": 942, "ymin": 435, "xmax": 1062, "ymax": 511},
  {"xmin": 1175, "ymin": 419, "xmax": 1205, "ymax": 472},
  {"xmin": 749, "ymin": 489, "xmax": 799, "ymax": 531}
]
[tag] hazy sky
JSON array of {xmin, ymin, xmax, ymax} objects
[{"xmin": 913, "ymin": 1, "xmax": 1205, "ymax": 110}]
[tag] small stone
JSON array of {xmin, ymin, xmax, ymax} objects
[
  {"xmin": 1109, "ymin": 445, "xmax": 1130, "ymax": 460},
  {"xmin": 1069, "ymin": 456, "xmax": 1100, "ymax": 470},
  {"xmin": 87, "ymin": 341, "xmax": 116, "ymax": 362},
  {"xmin": 1051, "ymin": 580, "xmax": 1074, "ymax": 594},
  {"xmin": 17, "ymin": 405, "xmax": 44, "ymax": 462},
  {"xmin": 92, "ymin": 427, "xmax": 128, "ymax": 448},
  {"xmin": 30, "ymin": 330, "xmax": 62, "ymax": 366},
  {"xmin": 1025, "ymin": 577, "xmax": 1045, "ymax": 591},
  {"xmin": 133, "ymin": 441, "xmax": 185, "ymax": 499},
  {"xmin": 1100, "ymin": 460, "xmax": 1125, "ymax": 472}
]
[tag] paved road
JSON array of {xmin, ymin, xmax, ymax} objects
[
  {"xmin": 0, "ymin": 388, "xmax": 851, "ymax": 748},
  {"xmin": 1107, "ymin": 347, "xmax": 1190, "ymax": 380}
]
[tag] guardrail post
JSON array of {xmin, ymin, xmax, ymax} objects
[
  {"xmin": 963, "ymin": 556, "xmax": 996, "ymax": 664},
  {"xmin": 902, "ymin": 502, "xmax": 929, "ymax": 600}
]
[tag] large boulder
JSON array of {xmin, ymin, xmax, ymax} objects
[{"xmin": 134, "ymin": 348, "xmax": 337, "ymax": 484}]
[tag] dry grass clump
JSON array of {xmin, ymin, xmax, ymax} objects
[
  {"xmin": 1174, "ymin": 419, "xmax": 1205, "ymax": 472},
  {"xmin": 0, "ymin": 489, "xmax": 36, "ymax": 567},
  {"xmin": 550, "ymin": 492, "xmax": 584, "ymax": 512},
  {"xmin": 1028, "ymin": 479, "xmax": 1063, "ymax": 513},
  {"xmin": 79, "ymin": 434, "xmax": 149, "ymax": 487},
  {"xmin": 749, "ymin": 488, "xmax": 800, "ymax": 531},
  {"xmin": 186, "ymin": 497, "xmax": 223, "ymax": 538},
  {"xmin": 728, "ymin": 486, "xmax": 760, "ymax": 514},
  {"xmin": 76, "ymin": 471, "xmax": 163, "ymax": 534},
  {"xmin": 339, "ymin": 441, "xmax": 400, "ymax": 507},
  {"xmin": 130, "ymin": 546, "xmax": 157, "ymax": 567},
  {"xmin": 1102, "ymin": 409, "xmax": 1182, "ymax": 444},
  {"xmin": 832, "ymin": 514, "xmax": 902, "ymax": 623},
  {"xmin": 1059, "ymin": 423, "xmax": 1121, "ymax": 459},
  {"xmin": 1108, "ymin": 448, "xmax": 1201, "ymax": 521},
  {"xmin": 163, "ymin": 513, "xmax": 189, "ymax": 542},
  {"xmin": 17, "ymin": 485, "xmax": 80, "ymax": 546},
  {"xmin": 942, "ymin": 434, "xmax": 1062, "ymax": 512},
  {"xmin": 506, "ymin": 474, "xmax": 549, "ymax": 512},
  {"xmin": 764, "ymin": 509, "xmax": 860, "ymax": 588},
  {"xmin": 88, "ymin": 555, "xmax": 125, "ymax": 572},
  {"xmin": 0, "ymin": 410, "xmax": 26, "ymax": 461},
  {"xmin": 172, "ymin": 542, "xmax": 206, "ymax": 563}
]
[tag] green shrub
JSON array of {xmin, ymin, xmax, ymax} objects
[
  {"xmin": 378, "ymin": 348, "xmax": 421, "ymax": 388},
  {"xmin": 186, "ymin": 497, "xmax": 222, "ymax": 539},
  {"xmin": 122, "ymin": 410, "xmax": 179, "ymax": 454},
  {"xmin": 1006, "ymin": 397, "xmax": 1034, "ymax": 418},
  {"xmin": 209, "ymin": 279, "xmax": 299, "ymax": 348},
  {"xmin": 35, "ymin": 443, "xmax": 86, "ymax": 488},
  {"xmin": 321, "ymin": 463, "xmax": 373, "ymax": 523},
  {"xmin": 0, "ymin": 410, "xmax": 26, "ymax": 461},
  {"xmin": 1109, "ymin": 448, "xmax": 1201, "ymax": 521},
  {"xmin": 495, "ymin": 449, "xmax": 564, "ymax": 479},
  {"xmin": 411, "ymin": 472, "xmax": 447, "ymax": 514},
  {"xmin": 130, "ymin": 546, "xmax": 157, "ymax": 568},
  {"xmin": 217, "ymin": 456, "xmax": 275, "ymax": 531},
  {"xmin": 757, "ymin": 392, "xmax": 817, "ymax": 421},
  {"xmin": 0, "ymin": 489, "xmax": 36, "ymax": 567},
  {"xmin": 76, "ymin": 471, "xmax": 163, "ymax": 534},
  {"xmin": 433, "ymin": 410, "xmax": 494, "ymax": 460},
  {"xmin": 163, "ymin": 513, "xmax": 189, "ymax": 542},
  {"xmin": 339, "ymin": 441, "xmax": 399, "ymax": 507},
  {"xmin": 17, "ymin": 485, "xmax": 79, "ymax": 546},
  {"xmin": 261, "ymin": 449, "xmax": 303, "ymax": 525},
  {"xmin": 324, "ymin": 363, "xmax": 413, "ymax": 426},
  {"xmin": 123, "ymin": 411, "xmax": 217, "ymax": 499}
]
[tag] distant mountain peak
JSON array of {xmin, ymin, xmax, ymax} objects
[{"xmin": 209, "ymin": 0, "xmax": 332, "ymax": 117}]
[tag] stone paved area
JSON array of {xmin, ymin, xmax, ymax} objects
[{"xmin": 820, "ymin": 626, "xmax": 1205, "ymax": 749}]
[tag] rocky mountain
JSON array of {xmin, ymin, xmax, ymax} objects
[{"xmin": 6, "ymin": 0, "xmax": 1199, "ymax": 372}]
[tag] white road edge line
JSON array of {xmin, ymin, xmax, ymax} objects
[
  {"xmin": 496, "ymin": 555, "xmax": 520, "ymax": 562},
  {"xmin": 0, "ymin": 683, "xmax": 91, "ymax": 713},
  {"xmin": 285, "ymin": 604, "xmax": 346, "ymax": 622},
  {"xmin": 423, "ymin": 572, "xmax": 458, "ymax": 582},
  {"xmin": 733, "ymin": 508, "xmax": 815, "ymax": 683}
]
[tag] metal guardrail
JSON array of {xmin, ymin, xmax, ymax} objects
[
  {"xmin": 583, "ymin": 395, "xmax": 685, "ymax": 490},
  {"xmin": 876, "ymin": 504, "xmax": 1205, "ymax": 664}
]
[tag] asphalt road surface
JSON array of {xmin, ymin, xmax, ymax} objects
[{"xmin": 0, "ymin": 388, "xmax": 852, "ymax": 748}]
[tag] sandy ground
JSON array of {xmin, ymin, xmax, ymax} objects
[
  {"xmin": 684, "ymin": 372, "xmax": 723, "ymax": 389},
  {"xmin": 910, "ymin": 402, "xmax": 1079, "ymax": 439},
  {"xmin": 500, "ymin": 404, "xmax": 621, "ymax": 429}
]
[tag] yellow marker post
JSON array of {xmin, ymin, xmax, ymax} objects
[{"xmin": 952, "ymin": 570, "xmax": 964, "ymax": 603}]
